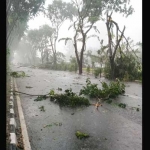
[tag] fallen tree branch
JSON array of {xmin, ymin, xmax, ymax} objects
[{"xmin": 9, "ymin": 91, "xmax": 49, "ymax": 97}]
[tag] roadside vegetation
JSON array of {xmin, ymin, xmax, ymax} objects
[
  {"xmin": 7, "ymin": 0, "xmax": 142, "ymax": 113},
  {"xmin": 7, "ymin": 0, "xmax": 142, "ymax": 83}
]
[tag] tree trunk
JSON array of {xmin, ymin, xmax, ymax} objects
[
  {"xmin": 75, "ymin": 50, "xmax": 80, "ymax": 73},
  {"xmin": 79, "ymin": 49, "xmax": 84, "ymax": 74},
  {"xmin": 79, "ymin": 60, "xmax": 82, "ymax": 75},
  {"xmin": 41, "ymin": 50, "xmax": 43, "ymax": 64},
  {"xmin": 53, "ymin": 52, "xmax": 57, "ymax": 69},
  {"xmin": 78, "ymin": 34, "xmax": 85, "ymax": 75},
  {"xmin": 100, "ymin": 64, "xmax": 102, "ymax": 78},
  {"xmin": 46, "ymin": 50, "xmax": 49, "ymax": 63},
  {"xmin": 74, "ymin": 41, "xmax": 81, "ymax": 74},
  {"xmin": 110, "ymin": 57, "xmax": 115, "ymax": 80}
]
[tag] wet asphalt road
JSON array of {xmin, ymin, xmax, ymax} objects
[{"xmin": 12, "ymin": 66, "xmax": 142, "ymax": 150}]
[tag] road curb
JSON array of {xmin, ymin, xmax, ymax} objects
[
  {"xmin": 9, "ymin": 77, "xmax": 18, "ymax": 150},
  {"xmin": 14, "ymin": 78, "xmax": 32, "ymax": 150}
]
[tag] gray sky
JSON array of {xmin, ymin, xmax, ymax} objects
[{"xmin": 27, "ymin": 0, "xmax": 142, "ymax": 57}]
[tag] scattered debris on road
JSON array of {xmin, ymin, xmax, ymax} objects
[
  {"xmin": 10, "ymin": 71, "xmax": 27, "ymax": 78},
  {"xmin": 44, "ymin": 124, "xmax": 53, "ymax": 128},
  {"xmin": 75, "ymin": 131, "xmax": 89, "ymax": 139},
  {"xmin": 43, "ymin": 122, "xmax": 62, "ymax": 128},
  {"xmin": 131, "ymin": 107, "xmax": 140, "ymax": 111},
  {"xmin": 34, "ymin": 95, "xmax": 48, "ymax": 101},
  {"xmin": 58, "ymin": 87, "xmax": 62, "ymax": 91},
  {"xmin": 39, "ymin": 106, "xmax": 45, "ymax": 112},
  {"xmin": 26, "ymin": 86, "xmax": 33, "ymax": 88},
  {"xmin": 106, "ymin": 99, "xmax": 112, "ymax": 104},
  {"xmin": 118, "ymin": 103, "xmax": 126, "ymax": 108},
  {"xmin": 50, "ymin": 88, "xmax": 90, "ymax": 107}
]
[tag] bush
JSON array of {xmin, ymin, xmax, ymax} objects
[
  {"xmin": 86, "ymin": 65, "xmax": 90, "ymax": 74},
  {"xmin": 94, "ymin": 69, "xmax": 99, "ymax": 78},
  {"xmin": 104, "ymin": 55, "xmax": 142, "ymax": 81},
  {"xmin": 69, "ymin": 63, "xmax": 78, "ymax": 72},
  {"xmin": 94, "ymin": 68, "xmax": 102, "ymax": 78}
]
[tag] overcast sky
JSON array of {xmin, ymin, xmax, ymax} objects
[{"xmin": 27, "ymin": 0, "xmax": 142, "ymax": 57}]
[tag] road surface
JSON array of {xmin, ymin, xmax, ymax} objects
[{"xmin": 12, "ymin": 66, "xmax": 142, "ymax": 150}]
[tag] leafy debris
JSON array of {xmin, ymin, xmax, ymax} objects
[
  {"xmin": 118, "ymin": 103, "xmax": 126, "ymax": 108},
  {"xmin": 49, "ymin": 90, "xmax": 55, "ymax": 96},
  {"xmin": 75, "ymin": 131, "xmax": 89, "ymax": 139},
  {"xmin": 54, "ymin": 122, "xmax": 62, "ymax": 126},
  {"xmin": 39, "ymin": 106, "xmax": 45, "ymax": 112},
  {"xmin": 106, "ymin": 100, "xmax": 112, "ymax": 104},
  {"xmin": 43, "ymin": 122, "xmax": 62, "ymax": 128},
  {"xmin": 50, "ymin": 88, "xmax": 90, "ymax": 107},
  {"xmin": 58, "ymin": 87, "xmax": 62, "ymax": 91},
  {"xmin": 26, "ymin": 86, "xmax": 33, "ymax": 88},
  {"xmin": 34, "ymin": 95, "xmax": 47, "ymax": 101},
  {"xmin": 43, "ymin": 124, "xmax": 53, "ymax": 128},
  {"xmin": 10, "ymin": 71, "xmax": 27, "ymax": 78}
]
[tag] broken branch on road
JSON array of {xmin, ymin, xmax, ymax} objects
[
  {"xmin": 10, "ymin": 79, "xmax": 127, "ymax": 110},
  {"xmin": 10, "ymin": 71, "xmax": 29, "ymax": 78}
]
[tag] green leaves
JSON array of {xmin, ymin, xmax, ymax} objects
[
  {"xmin": 27, "ymin": 24, "xmax": 55, "ymax": 62},
  {"xmin": 49, "ymin": 90, "xmax": 55, "ymax": 96},
  {"xmin": 118, "ymin": 103, "xmax": 126, "ymax": 108},
  {"xmin": 39, "ymin": 106, "xmax": 45, "ymax": 112},
  {"xmin": 10, "ymin": 71, "xmax": 26, "ymax": 78},
  {"xmin": 50, "ymin": 88, "xmax": 90, "ymax": 107},
  {"xmin": 34, "ymin": 95, "xmax": 47, "ymax": 101},
  {"xmin": 7, "ymin": 0, "xmax": 45, "ymax": 43},
  {"xmin": 79, "ymin": 78, "xmax": 125, "ymax": 99},
  {"xmin": 94, "ymin": 68, "xmax": 102, "ymax": 78},
  {"xmin": 79, "ymin": 78, "xmax": 99, "ymax": 98},
  {"xmin": 104, "ymin": 0, "xmax": 134, "ymax": 17},
  {"xmin": 47, "ymin": 0, "xmax": 76, "ymax": 26},
  {"xmin": 88, "ymin": 16, "xmax": 99, "ymax": 23},
  {"xmin": 75, "ymin": 131, "xmax": 89, "ymax": 139}
]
